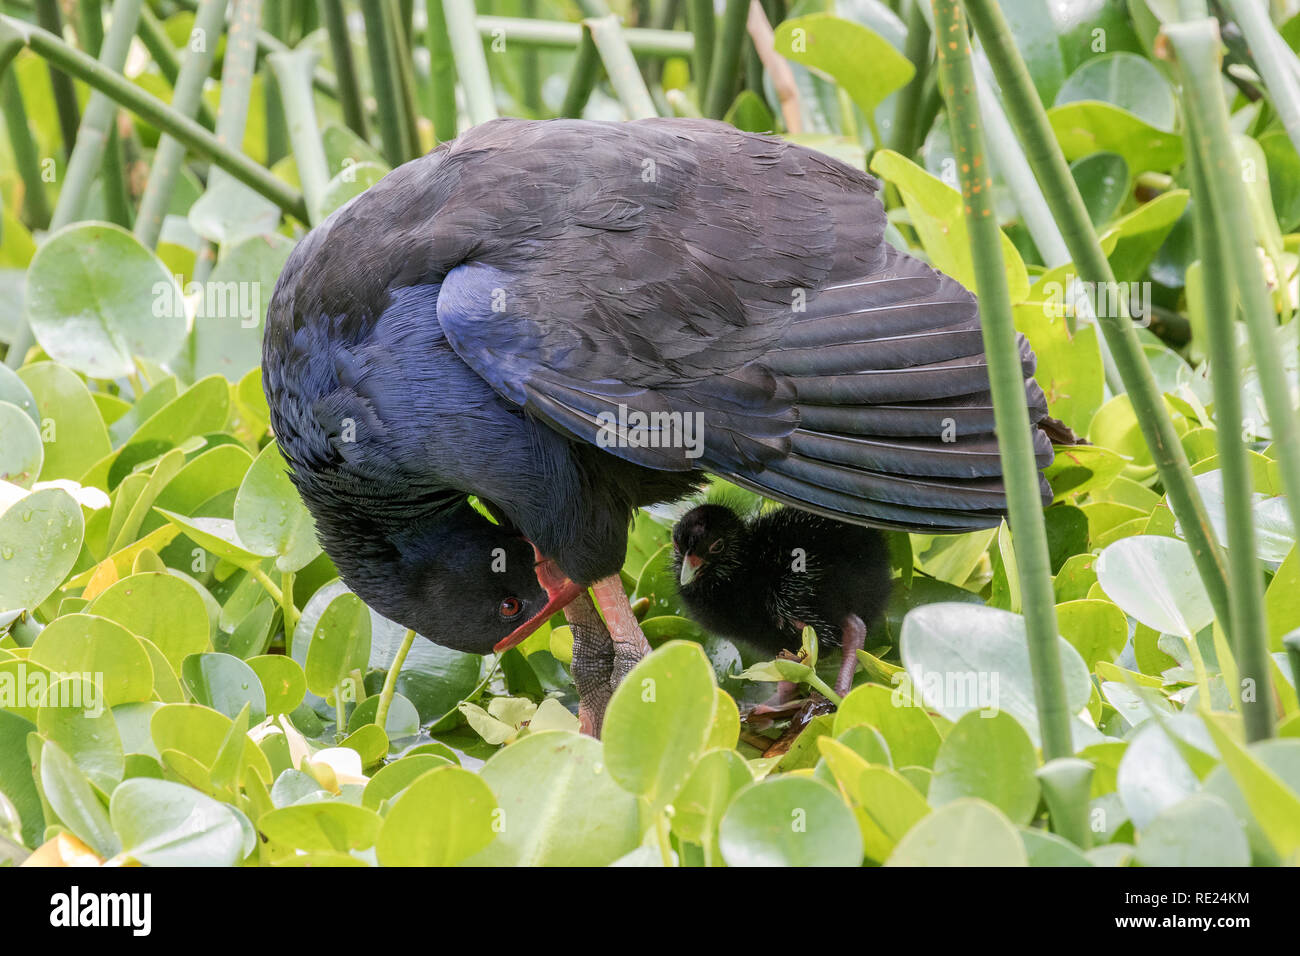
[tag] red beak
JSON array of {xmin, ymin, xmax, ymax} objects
[{"xmin": 493, "ymin": 545, "xmax": 584, "ymax": 652}]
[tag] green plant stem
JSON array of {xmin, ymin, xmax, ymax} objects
[
  {"xmin": 248, "ymin": 565, "xmax": 283, "ymax": 607},
  {"xmin": 932, "ymin": 0, "xmax": 1070, "ymax": 760},
  {"xmin": 99, "ymin": 123, "xmax": 133, "ymax": 229},
  {"xmin": 586, "ymin": 15, "xmax": 658, "ymax": 119},
  {"xmin": 134, "ymin": 0, "xmax": 227, "ymax": 249},
  {"xmin": 474, "ymin": 15, "xmax": 694, "ymax": 55},
  {"xmin": 0, "ymin": 13, "xmax": 307, "ymax": 221},
  {"xmin": 520, "ymin": 0, "xmax": 541, "ymax": 114},
  {"xmin": 374, "ymin": 628, "xmax": 416, "ymax": 732},
  {"xmin": 76, "ymin": 0, "xmax": 103, "ymax": 54},
  {"xmin": 443, "ymin": 0, "xmax": 497, "ymax": 126},
  {"xmin": 320, "ymin": 0, "xmax": 367, "ymax": 139},
  {"xmin": 964, "ymin": 0, "xmax": 1232, "ymax": 633},
  {"xmin": 279, "ymin": 569, "xmax": 298, "ymax": 651},
  {"xmin": 33, "ymin": 0, "xmax": 79, "ymax": 152},
  {"xmin": 654, "ymin": 806, "xmax": 675, "ymax": 866},
  {"xmin": 804, "ymin": 672, "xmax": 842, "ymax": 707},
  {"xmin": 891, "ymin": 0, "xmax": 930, "ymax": 157},
  {"xmin": 687, "ymin": 0, "xmax": 713, "ymax": 94},
  {"xmin": 703, "ymin": 0, "xmax": 746, "ymax": 119},
  {"xmin": 268, "ymin": 47, "xmax": 330, "ymax": 224},
  {"xmin": 361, "ymin": 0, "xmax": 412, "ymax": 165},
  {"xmin": 386, "ymin": 0, "xmax": 421, "ymax": 153},
  {"xmin": 424, "ymin": 0, "xmax": 456, "ymax": 141},
  {"xmin": 0, "ymin": 71, "xmax": 51, "ymax": 228},
  {"xmin": 1167, "ymin": 17, "xmax": 1290, "ymax": 741},
  {"xmin": 560, "ymin": 25, "xmax": 600, "ymax": 118}
]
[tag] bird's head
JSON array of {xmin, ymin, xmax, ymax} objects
[
  {"xmin": 343, "ymin": 502, "xmax": 583, "ymax": 656},
  {"xmin": 672, "ymin": 503, "xmax": 746, "ymax": 588}
]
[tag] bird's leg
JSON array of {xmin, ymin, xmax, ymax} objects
[
  {"xmin": 566, "ymin": 575, "xmax": 651, "ymax": 737},
  {"xmin": 565, "ymin": 590, "xmax": 615, "ymax": 737},
  {"xmin": 835, "ymin": 614, "xmax": 867, "ymax": 699}
]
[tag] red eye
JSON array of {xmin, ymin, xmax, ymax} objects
[
  {"xmin": 708, "ymin": 539, "xmax": 724, "ymax": 554},
  {"xmin": 499, "ymin": 597, "xmax": 523, "ymax": 618}
]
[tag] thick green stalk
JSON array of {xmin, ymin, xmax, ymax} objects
[
  {"xmin": 137, "ymin": 7, "xmax": 180, "ymax": 83},
  {"xmin": 424, "ymin": 0, "xmax": 457, "ymax": 141},
  {"xmin": 77, "ymin": 0, "xmax": 103, "ymax": 55},
  {"xmin": 703, "ymin": 0, "xmax": 747, "ymax": 118},
  {"xmin": 519, "ymin": 0, "xmax": 540, "ymax": 114},
  {"xmin": 268, "ymin": 48, "xmax": 330, "ymax": 225},
  {"xmin": 1168, "ymin": 17, "xmax": 1293, "ymax": 740},
  {"xmin": 33, "ymin": 0, "xmax": 79, "ymax": 152},
  {"xmin": 473, "ymin": 16, "xmax": 694, "ymax": 55},
  {"xmin": 560, "ymin": 25, "xmax": 601, "ymax": 118},
  {"xmin": 99, "ymin": 123, "xmax": 133, "ymax": 229},
  {"xmin": 964, "ymin": 0, "xmax": 1232, "ymax": 632},
  {"xmin": 1182, "ymin": 104, "xmax": 1271, "ymax": 740},
  {"xmin": 443, "ymin": 0, "xmax": 497, "ymax": 126},
  {"xmin": 320, "ymin": 0, "xmax": 367, "ymax": 138},
  {"xmin": 373, "ymin": 628, "xmax": 416, "ymax": 733},
  {"xmin": 587, "ymin": 15, "xmax": 658, "ymax": 120},
  {"xmin": 134, "ymin": 0, "xmax": 227, "ymax": 249},
  {"xmin": 890, "ymin": 0, "xmax": 930, "ymax": 157},
  {"xmin": 48, "ymin": 0, "xmax": 143, "ymax": 230},
  {"xmin": 386, "ymin": 0, "xmax": 422, "ymax": 154},
  {"xmin": 687, "ymin": 0, "xmax": 713, "ymax": 94},
  {"xmin": 361, "ymin": 0, "xmax": 412, "ymax": 165},
  {"xmin": 0, "ymin": 71, "xmax": 51, "ymax": 228},
  {"xmin": 931, "ymin": 0, "xmax": 1071, "ymax": 760}
]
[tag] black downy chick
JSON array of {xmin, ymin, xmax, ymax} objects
[{"xmin": 672, "ymin": 503, "xmax": 893, "ymax": 699}]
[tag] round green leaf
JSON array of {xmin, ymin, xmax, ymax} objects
[
  {"xmin": 88, "ymin": 572, "xmax": 210, "ymax": 673},
  {"xmin": 886, "ymin": 798, "xmax": 1027, "ymax": 866},
  {"xmin": 25, "ymin": 222, "xmax": 186, "ymax": 377},
  {"xmin": 719, "ymin": 775, "xmax": 863, "ymax": 867},
  {"xmin": 362, "ymin": 754, "xmax": 454, "ymax": 810},
  {"xmin": 261, "ymin": 800, "xmax": 383, "ymax": 853},
  {"xmin": 467, "ymin": 731, "xmax": 639, "ymax": 866},
  {"xmin": 1096, "ymin": 535, "xmax": 1215, "ymax": 637},
  {"xmin": 0, "ymin": 401, "xmax": 42, "ymax": 487},
  {"xmin": 36, "ymin": 676, "xmax": 124, "ymax": 794},
  {"xmin": 0, "ymin": 487, "xmax": 83, "ymax": 613},
  {"xmin": 181, "ymin": 653, "xmax": 268, "ymax": 722},
  {"xmin": 773, "ymin": 14, "xmax": 914, "ymax": 117},
  {"xmin": 671, "ymin": 748, "xmax": 753, "ymax": 846},
  {"xmin": 39, "ymin": 738, "xmax": 120, "ymax": 859},
  {"xmin": 109, "ymin": 777, "xmax": 248, "ymax": 865},
  {"xmin": 1135, "ymin": 793, "xmax": 1249, "ymax": 867},
  {"xmin": 377, "ymin": 766, "xmax": 497, "ymax": 866},
  {"xmin": 602, "ymin": 641, "xmax": 717, "ymax": 810},
  {"xmin": 304, "ymin": 592, "xmax": 371, "ymax": 697},
  {"xmin": 929, "ymin": 711, "xmax": 1041, "ymax": 824},
  {"xmin": 16, "ymin": 363, "xmax": 111, "ymax": 481},
  {"xmin": 246, "ymin": 654, "xmax": 306, "ymax": 715},
  {"xmin": 29, "ymin": 614, "xmax": 153, "ymax": 707},
  {"xmin": 234, "ymin": 440, "xmax": 319, "ymax": 572},
  {"xmin": 1055, "ymin": 52, "xmax": 1175, "ymax": 131}
]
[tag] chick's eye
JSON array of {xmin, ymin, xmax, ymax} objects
[
  {"xmin": 708, "ymin": 539, "xmax": 724, "ymax": 554},
  {"xmin": 499, "ymin": 597, "xmax": 523, "ymax": 618}
]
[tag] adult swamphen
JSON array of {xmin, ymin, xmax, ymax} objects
[{"xmin": 263, "ymin": 117, "xmax": 1073, "ymax": 733}]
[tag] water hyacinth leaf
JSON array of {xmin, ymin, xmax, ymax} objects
[
  {"xmin": 1055, "ymin": 599, "xmax": 1128, "ymax": 670},
  {"xmin": 885, "ymin": 798, "xmax": 1027, "ymax": 866},
  {"xmin": 234, "ymin": 440, "xmax": 319, "ymax": 572},
  {"xmin": 261, "ymin": 801, "xmax": 383, "ymax": 854},
  {"xmin": 1202, "ymin": 718, "xmax": 1300, "ymax": 863},
  {"xmin": 0, "ymin": 363, "xmax": 38, "ymax": 426},
  {"xmin": 153, "ymin": 443, "xmax": 254, "ymax": 515},
  {"xmin": 110, "ymin": 376, "xmax": 231, "ymax": 486},
  {"xmin": 467, "ymin": 731, "xmax": 639, "ymax": 866},
  {"xmin": 899, "ymin": 603, "xmax": 1091, "ymax": 743},
  {"xmin": 817, "ymin": 738, "xmax": 927, "ymax": 861},
  {"xmin": 718, "ymin": 775, "xmax": 863, "ymax": 867},
  {"xmin": 1202, "ymin": 739, "xmax": 1300, "ymax": 866},
  {"xmin": 1134, "ymin": 793, "xmax": 1249, "ymax": 867},
  {"xmin": 0, "ymin": 401, "xmax": 42, "ymax": 487},
  {"xmin": 246, "ymin": 654, "xmax": 307, "ymax": 715},
  {"xmin": 0, "ymin": 711, "xmax": 43, "ymax": 848},
  {"xmin": 182, "ymin": 653, "xmax": 268, "ymax": 723},
  {"xmin": 38, "ymin": 739, "xmax": 120, "ymax": 859},
  {"xmin": 1070, "ymin": 151, "xmax": 1129, "ymax": 226},
  {"xmin": 362, "ymin": 754, "xmax": 454, "ymax": 811},
  {"xmin": 670, "ymin": 747, "xmax": 753, "ymax": 849},
  {"xmin": 1191, "ymin": 470, "xmax": 1294, "ymax": 564},
  {"xmin": 773, "ymin": 14, "xmax": 914, "ymax": 118},
  {"xmin": 0, "ymin": 487, "xmax": 83, "ymax": 613},
  {"xmin": 602, "ymin": 641, "xmax": 717, "ymax": 810},
  {"xmin": 24, "ymin": 223, "xmax": 187, "ymax": 378},
  {"xmin": 29, "ymin": 614, "xmax": 153, "ymax": 708},
  {"xmin": 1046, "ymin": 100, "xmax": 1183, "ymax": 174},
  {"xmin": 929, "ymin": 711, "xmax": 1040, "ymax": 824},
  {"xmin": 832, "ymin": 682, "xmax": 941, "ymax": 768},
  {"xmin": 377, "ymin": 766, "xmax": 497, "ymax": 866},
  {"xmin": 88, "ymin": 572, "xmax": 210, "ymax": 673},
  {"xmin": 15, "ymin": 375, "xmax": 113, "ymax": 488},
  {"xmin": 154, "ymin": 509, "xmax": 267, "ymax": 569},
  {"xmin": 109, "ymin": 778, "xmax": 248, "ymax": 866},
  {"xmin": 36, "ymin": 677, "xmax": 125, "ymax": 794},
  {"xmin": 183, "ymin": 233, "xmax": 295, "ymax": 382},
  {"xmin": 1054, "ymin": 52, "xmax": 1176, "ymax": 131},
  {"xmin": 304, "ymin": 592, "xmax": 371, "ymax": 698},
  {"xmin": 1096, "ymin": 536, "xmax": 1215, "ymax": 637},
  {"xmin": 1116, "ymin": 722, "xmax": 1199, "ymax": 829}
]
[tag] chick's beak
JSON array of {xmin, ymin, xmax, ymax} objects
[
  {"xmin": 679, "ymin": 553, "xmax": 703, "ymax": 587},
  {"xmin": 493, "ymin": 548, "xmax": 583, "ymax": 652}
]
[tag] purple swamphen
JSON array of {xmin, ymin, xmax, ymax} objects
[{"xmin": 263, "ymin": 117, "xmax": 1074, "ymax": 734}]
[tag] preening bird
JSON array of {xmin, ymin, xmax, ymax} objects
[
  {"xmin": 263, "ymin": 117, "xmax": 1073, "ymax": 733},
  {"xmin": 672, "ymin": 503, "xmax": 892, "ymax": 699}
]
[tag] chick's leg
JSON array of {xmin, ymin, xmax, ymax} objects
[{"xmin": 835, "ymin": 614, "xmax": 866, "ymax": 699}]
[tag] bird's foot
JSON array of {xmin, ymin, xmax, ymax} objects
[{"xmin": 567, "ymin": 575, "xmax": 651, "ymax": 738}]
